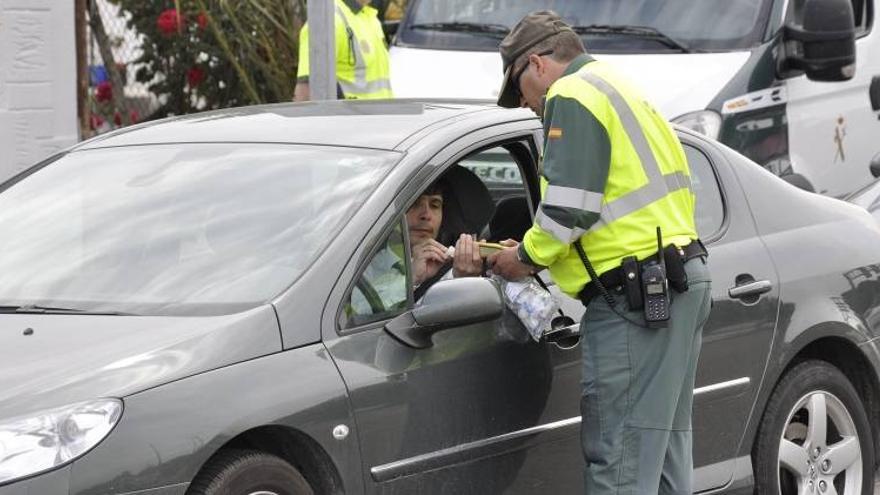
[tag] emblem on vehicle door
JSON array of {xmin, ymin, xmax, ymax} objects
[{"xmin": 834, "ymin": 116, "xmax": 847, "ymax": 163}]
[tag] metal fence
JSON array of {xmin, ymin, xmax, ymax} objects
[{"xmin": 81, "ymin": 0, "xmax": 156, "ymax": 138}]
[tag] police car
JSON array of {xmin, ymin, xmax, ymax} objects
[{"xmin": 389, "ymin": 0, "xmax": 880, "ymax": 197}]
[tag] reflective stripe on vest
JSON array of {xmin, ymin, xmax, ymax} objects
[
  {"xmin": 534, "ymin": 70, "xmax": 693, "ymax": 244},
  {"xmin": 544, "ymin": 184, "xmax": 604, "ymax": 213},
  {"xmin": 578, "ymin": 71, "xmax": 692, "ymax": 231},
  {"xmin": 335, "ymin": 5, "xmax": 392, "ymax": 98}
]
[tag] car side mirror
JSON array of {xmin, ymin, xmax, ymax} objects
[
  {"xmin": 783, "ymin": 0, "xmax": 856, "ymax": 82},
  {"xmin": 384, "ymin": 278, "xmax": 503, "ymax": 349},
  {"xmin": 871, "ymin": 153, "xmax": 880, "ymax": 179}
]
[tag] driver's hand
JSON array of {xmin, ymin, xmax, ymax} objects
[
  {"xmin": 412, "ymin": 239, "xmax": 449, "ymax": 285},
  {"xmin": 452, "ymin": 234, "xmax": 483, "ymax": 278}
]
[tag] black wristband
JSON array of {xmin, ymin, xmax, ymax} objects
[{"xmin": 516, "ymin": 243, "xmax": 542, "ymax": 269}]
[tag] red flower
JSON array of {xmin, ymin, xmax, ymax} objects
[
  {"xmin": 196, "ymin": 11, "xmax": 208, "ymax": 30},
  {"xmin": 187, "ymin": 66, "xmax": 206, "ymax": 88},
  {"xmin": 95, "ymin": 81, "xmax": 112, "ymax": 103},
  {"xmin": 111, "ymin": 109, "xmax": 138, "ymax": 127},
  {"xmin": 89, "ymin": 114, "xmax": 105, "ymax": 130},
  {"xmin": 157, "ymin": 9, "xmax": 183, "ymax": 36}
]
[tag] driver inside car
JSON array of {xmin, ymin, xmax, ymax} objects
[
  {"xmin": 348, "ymin": 166, "xmax": 496, "ymax": 320},
  {"xmin": 409, "ymin": 175, "xmax": 484, "ymax": 288}
]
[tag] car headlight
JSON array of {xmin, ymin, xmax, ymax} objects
[
  {"xmin": 0, "ymin": 399, "xmax": 122, "ymax": 485},
  {"xmin": 672, "ymin": 110, "xmax": 722, "ymax": 140}
]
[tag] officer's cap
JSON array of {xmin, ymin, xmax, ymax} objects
[{"xmin": 497, "ymin": 11, "xmax": 574, "ymax": 108}]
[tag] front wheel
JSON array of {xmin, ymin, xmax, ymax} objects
[
  {"xmin": 188, "ymin": 449, "xmax": 314, "ymax": 495},
  {"xmin": 754, "ymin": 360, "xmax": 874, "ymax": 495}
]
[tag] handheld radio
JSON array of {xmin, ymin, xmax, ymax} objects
[{"xmin": 641, "ymin": 227, "xmax": 670, "ymax": 328}]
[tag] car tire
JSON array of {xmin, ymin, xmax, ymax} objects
[
  {"xmin": 188, "ymin": 449, "xmax": 314, "ymax": 495},
  {"xmin": 754, "ymin": 360, "xmax": 874, "ymax": 495}
]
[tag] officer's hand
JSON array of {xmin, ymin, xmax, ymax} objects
[
  {"xmin": 452, "ymin": 234, "xmax": 482, "ymax": 278},
  {"xmin": 412, "ymin": 239, "xmax": 449, "ymax": 285},
  {"xmin": 488, "ymin": 244, "xmax": 535, "ymax": 280}
]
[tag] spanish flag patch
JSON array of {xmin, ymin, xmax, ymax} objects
[{"xmin": 548, "ymin": 127, "xmax": 563, "ymax": 139}]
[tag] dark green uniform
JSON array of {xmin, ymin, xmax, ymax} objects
[{"xmin": 520, "ymin": 54, "xmax": 712, "ymax": 494}]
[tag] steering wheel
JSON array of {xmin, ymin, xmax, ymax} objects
[{"xmin": 355, "ymin": 278, "xmax": 386, "ymax": 314}]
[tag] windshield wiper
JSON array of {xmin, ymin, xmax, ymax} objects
[
  {"xmin": 572, "ymin": 24, "xmax": 697, "ymax": 53},
  {"xmin": 409, "ymin": 22, "xmax": 510, "ymax": 38},
  {"xmin": 0, "ymin": 304, "xmax": 133, "ymax": 316}
]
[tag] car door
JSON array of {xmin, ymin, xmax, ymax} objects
[
  {"xmin": 322, "ymin": 130, "xmax": 584, "ymax": 494},
  {"xmin": 785, "ymin": 0, "xmax": 880, "ymax": 195},
  {"xmin": 682, "ymin": 138, "xmax": 782, "ymax": 491}
]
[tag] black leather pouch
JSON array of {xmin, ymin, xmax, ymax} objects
[
  {"xmin": 621, "ymin": 256, "xmax": 643, "ymax": 310},
  {"xmin": 663, "ymin": 245, "xmax": 689, "ymax": 293}
]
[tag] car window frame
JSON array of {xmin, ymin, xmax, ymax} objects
[
  {"xmin": 337, "ymin": 216, "xmax": 415, "ymax": 330},
  {"xmin": 334, "ymin": 128, "xmax": 544, "ymax": 335}
]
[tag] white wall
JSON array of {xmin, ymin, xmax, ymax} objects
[{"xmin": 0, "ymin": 0, "xmax": 78, "ymax": 182}]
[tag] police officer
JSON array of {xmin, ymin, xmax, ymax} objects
[
  {"xmin": 293, "ymin": 0, "xmax": 392, "ymax": 101},
  {"xmin": 488, "ymin": 11, "xmax": 712, "ymax": 494}
]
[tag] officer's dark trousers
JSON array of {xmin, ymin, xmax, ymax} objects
[{"xmin": 580, "ymin": 258, "xmax": 712, "ymax": 494}]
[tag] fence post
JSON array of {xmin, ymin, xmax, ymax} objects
[
  {"xmin": 75, "ymin": 0, "xmax": 90, "ymax": 139},
  {"xmin": 87, "ymin": 0, "xmax": 130, "ymax": 125},
  {"xmin": 306, "ymin": 0, "xmax": 336, "ymax": 100}
]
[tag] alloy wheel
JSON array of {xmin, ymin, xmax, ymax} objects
[{"xmin": 777, "ymin": 391, "xmax": 862, "ymax": 495}]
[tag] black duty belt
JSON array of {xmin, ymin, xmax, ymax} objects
[{"xmin": 578, "ymin": 240, "xmax": 707, "ymax": 306}]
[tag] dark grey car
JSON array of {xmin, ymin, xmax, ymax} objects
[{"xmin": 2, "ymin": 101, "xmax": 880, "ymax": 495}]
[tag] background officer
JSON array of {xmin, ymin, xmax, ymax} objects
[
  {"xmin": 293, "ymin": 0, "xmax": 392, "ymax": 101},
  {"xmin": 489, "ymin": 11, "xmax": 712, "ymax": 494}
]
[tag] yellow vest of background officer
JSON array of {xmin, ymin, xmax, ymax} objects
[{"xmin": 295, "ymin": 0, "xmax": 392, "ymax": 100}]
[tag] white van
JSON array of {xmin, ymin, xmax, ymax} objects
[{"xmin": 389, "ymin": 0, "xmax": 880, "ymax": 196}]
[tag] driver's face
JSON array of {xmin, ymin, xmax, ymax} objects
[{"xmin": 406, "ymin": 193, "xmax": 443, "ymax": 245}]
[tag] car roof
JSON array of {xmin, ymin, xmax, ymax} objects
[{"xmin": 75, "ymin": 100, "xmax": 524, "ymax": 152}]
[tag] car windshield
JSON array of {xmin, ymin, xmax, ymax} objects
[
  {"xmin": 400, "ymin": 0, "xmax": 773, "ymax": 52},
  {"xmin": 0, "ymin": 144, "xmax": 398, "ymax": 316}
]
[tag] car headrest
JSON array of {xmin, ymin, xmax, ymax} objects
[
  {"xmin": 488, "ymin": 195, "xmax": 531, "ymax": 242},
  {"xmin": 437, "ymin": 165, "xmax": 495, "ymax": 246}
]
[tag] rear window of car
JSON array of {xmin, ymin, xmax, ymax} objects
[{"xmin": 0, "ymin": 144, "xmax": 399, "ymax": 316}]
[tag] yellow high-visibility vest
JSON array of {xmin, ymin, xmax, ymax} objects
[
  {"xmin": 522, "ymin": 56, "xmax": 697, "ymax": 297},
  {"xmin": 297, "ymin": 0, "xmax": 392, "ymax": 99}
]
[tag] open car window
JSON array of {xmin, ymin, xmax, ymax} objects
[
  {"xmin": 339, "ymin": 137, "xmax": 541, "ymax": 332},
  {"xmin": 460, "ymin": 144, "xmax": 536, "ymax": 243}
]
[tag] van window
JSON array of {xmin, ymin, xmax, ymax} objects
[
  {"xmin": 399, "ymin": 0, "xmax": 774, "ymax": 52},
  {"xmin": 789, "ymin": 0, "xmax": 873, "ymax": 36}
]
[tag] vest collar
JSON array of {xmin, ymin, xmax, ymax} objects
[{"xmin": 562, "ymin": 53, "xmax": 596, "ymax": 77}]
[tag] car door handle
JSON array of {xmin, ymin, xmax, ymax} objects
[
  {"xmin": 728, "ymin": 280, "xmax": 773, "ymax": 299},
  {"xmin": 544, "ymin": 319, "xmax": 580, "ymax": 350}
]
